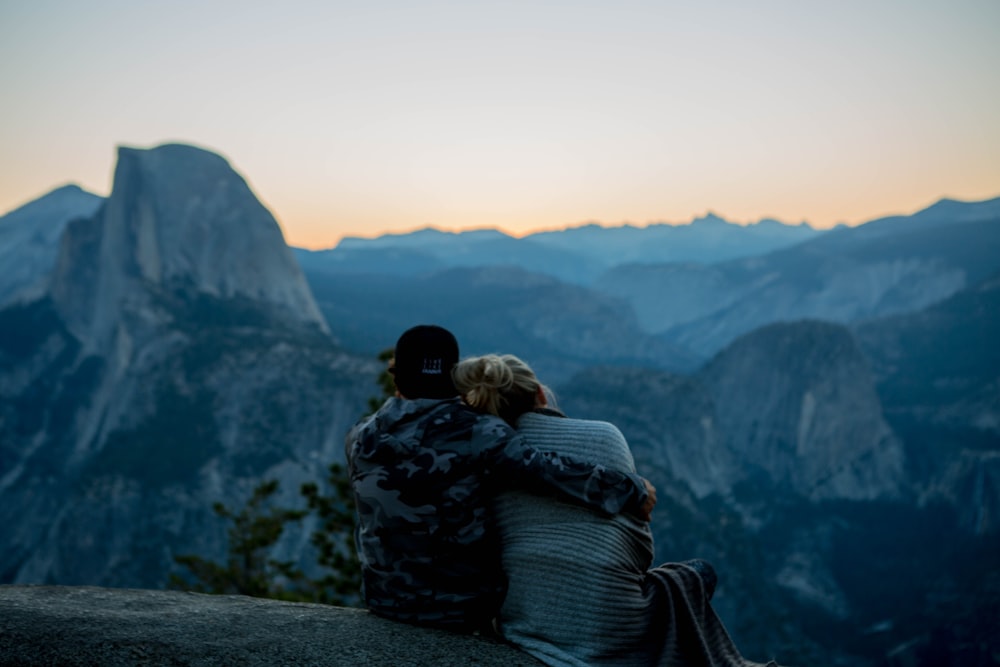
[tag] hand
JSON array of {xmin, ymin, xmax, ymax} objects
[{"xmin": 638, "ymin": 477, "xmax": 657, "ymax": 522}]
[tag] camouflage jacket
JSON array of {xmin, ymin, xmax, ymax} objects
[{"xmin": 345, "ymin": 396, "xmax": 649, "ymax": 632}]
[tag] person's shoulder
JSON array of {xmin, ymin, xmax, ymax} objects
[
  {"xmin": 345, "ymin": 407, "xmax": 382, "ymax": 447},
  {"xmin": 424, "ymin": 398, "xmax": 511, "ymax": 437},
  {"xmin": 465, "ymin": 407, "xmax": 521, "ymax": 448},
  {"xmin": 427, "ymin": 397, "xmax": 487, "ymax": 423},
  {"xmin": 429, "ymin": 397, "xmax": 506, "ymax": 424},
  {"xmin": 582, "ymin": 417, "xmax": 625, "ymax": 439},
  {"xmin": 526, "ymin": 411, "xmax": 624, "ymax": 438}
]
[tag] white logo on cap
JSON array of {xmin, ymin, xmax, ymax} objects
[{"xmin": 421, "ymin": 358, "xmax": 443, "ymax": 375}]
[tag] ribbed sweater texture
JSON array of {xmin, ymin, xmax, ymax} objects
[{"xmin": 497, "ymin": 411, "xmax": 770, "ymax": 667}]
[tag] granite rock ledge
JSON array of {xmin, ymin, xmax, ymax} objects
[{"xmin": 0, "ymin": 585, "xmax": 541, "ymax": 666}]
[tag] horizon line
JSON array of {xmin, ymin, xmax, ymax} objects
[{"xmin": 6, "ymin": 181, "xmax": 999, "ymax": 252}]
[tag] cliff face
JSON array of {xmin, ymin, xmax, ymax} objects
[
  {"xmin": 0, "ymin": 144, "xmax": 372, "ymax": 589},
  {"xmin": 50, "ymin": 143, "xmax": 327, "ymax": 350},
  {"xmin": 0, "ymin": 585, "xmax": 539, "ymax": 666},
  {"xmin": 561, "ymin": 320, "xmax": 905, "ymax": 507},
  {"xmin": 699, "ymin": 320, "xmax": 905, "ymax": 502}
]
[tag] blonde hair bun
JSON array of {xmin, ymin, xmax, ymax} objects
[
  {"xmin": 453, "ymin": 353, "xmax": 549, "ymax": 426},
  {"xmin": 453, "ymin": 354, "xmax": 512, "ymax": 416},
  {"xmin": 479, "ymin": 355, "xmax": 514, "ymax": 390}
]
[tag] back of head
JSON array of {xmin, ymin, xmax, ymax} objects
[
  {"xmin": 392, "ymin": 325, "xmax": 460, "ymax": 399},
  {"xmin": 453, "ymin": 354, "xmax": 541, "ymax": 426}
]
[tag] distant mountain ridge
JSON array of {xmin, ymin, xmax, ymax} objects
[
  {"xmin": 600, "ymin": 197, "xmax": 1000, "ymax": 356},
  {"xmin": 295, "ymin": 193, "xmax": 1000, "ymax": 369},
  {"xmin": 298, "ymin": 194, "xmax": 1000, "ymax": 379},
  {"xmin": 843, "ymin": 196, "xmax": 1000, "ymax": 240},
  {"xmin": 299, "ymin": 232, "xmax": 604, "ymax": 285},
  {"xmin": 525, "ymin": 212, "xmax": 818, "ymax": 267},
  {"xmin": 299, "ymin": 211, "xmax": 823, "ymax": 285}
]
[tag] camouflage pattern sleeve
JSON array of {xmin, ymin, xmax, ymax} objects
[{"xmin": 472, "ymin": 414, "xmax": 649, "ymax": 517}]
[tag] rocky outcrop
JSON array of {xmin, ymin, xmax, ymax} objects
[
  {"xmin": 0, "ymin": 144, "xmax": 374, "ymax": 590},
  {"xmin": 50, "ymin": 144, "xmax": 327, "ymax": 350},
  {"xmin": 699, "ymin": 320, "xmax": 906, "ymax": 502},
  {"xmin": 0, "ymin": 586, "xmax": 539, "ymax": 666},
  {"xmin": 0, "ymin": 184, "xmax": 103, "ymax": 309},
  {"xmin": 564, "ymin": 320, "xmax": 906, "ymax": 505}
]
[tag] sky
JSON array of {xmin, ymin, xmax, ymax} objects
[{"xmin": 1, "ymin": 0, "xmax": 998, "ymax": 249}]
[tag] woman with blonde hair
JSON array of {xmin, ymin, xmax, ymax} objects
[{"xmin": 453, "ymin": 354, "xmax": 777, "ymax": 667}]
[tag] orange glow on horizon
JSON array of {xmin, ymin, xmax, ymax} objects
[
  {"xmin": 2, "ymin": 2, "xmax": 998, "ymax": 253},
  {"xmin": 274, "ymin": 182, "xmax": 1000, "ymax": 251}
]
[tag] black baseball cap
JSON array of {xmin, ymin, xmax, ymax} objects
[{"xmin": 391, "ymin": 325, "xmax": 459, "ymax": 399}]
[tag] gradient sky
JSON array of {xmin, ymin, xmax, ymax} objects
[{"xmin": 2, "ymin": 0, "xmax": 998, "ymax": 249}]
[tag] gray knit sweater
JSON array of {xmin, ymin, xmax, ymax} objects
[
  {"xmin": 498, "ymin": 411, "xmax": 771, "ymax": 667},
  {"xmin": 496, "ymin": 411, "xmax": 658, "ymax": 666}
]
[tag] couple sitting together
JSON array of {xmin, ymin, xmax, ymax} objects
[{"xmin": 346, "ymin": 325, "xmax": 778, "ymax": 667}]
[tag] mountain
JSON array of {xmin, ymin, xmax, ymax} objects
[
  {"xmin": 0, "ymin": 143, "xmax": 372, "ymax": 588},
  {"xmin": 598, "ymin": 196, "xmax": 1000, "ymax": 355},
  {"xmin": 525, "ymin": 213, "xmax": 820, "ymax": 267},
  {"xmin": 698, "ymin": 321, "xmax": 905, "ymax": 501},
  {"xmin": 50, "ymin": 144, "xmax": 327, "ymax": 350},
  {"xmin": 305, "ymin": 195, "xmax": 1000, "ymax": 365},
  {"xmin": 296, "ymin": 213, "xmax": 822, "ymax": 285},
  {"xmin": 297, "ymin": 231, "xmax": 604, "ymax": 285},
  {"xmin": 555, "ymin": 317, "xmax": 995, "ymax": 666},
  {"xmin": 304, "ymin": 265, "xmax": 702, "ymax": 383},
  {"xmin": 855, "ymin": 270, "xmax": 1000, "ymax": 535},
  {"xmin": 337, "ymin": 226, "xmax": 511, "ymax": 250},
  {"xmin": 840, "ymin": 196, "xmax": 1000, "ymax": 240},
  {"xmin": 296, "ymin": 245, "xmax": 448, "ymax": 277},
  {"xmin": 0, "ymin": 184, "xmax": 103, "ymax": 309}
]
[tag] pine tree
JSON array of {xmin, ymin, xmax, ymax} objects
[
  {"xmin": 299, "ymin": 346, "xmax": 394, "ymax": 605},
  {"xmin": 299, "ymin": 463, "xmax": 361, "ymax": 605},
  {"xmin": 368, "ymin": 347, "xmax": 396, "ymax": 413},
  {"xmin": 169, "ymin": 479, "xmax": 308, "ymax": 600},
  {"xmin": 171, "ymin": 347, "xmax": 396, "ymax": 604}
]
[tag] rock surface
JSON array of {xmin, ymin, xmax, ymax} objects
[
  {"xmin": 0, "ymin": 184, "xmax": 103, "ymax": 309},
  {"xmin": 0, "ymin": 585, "xmax": 540, "ymax": 666},
  {"xmin": 50, "ymin": 143, "xmax": 328, "ymax": 349}
]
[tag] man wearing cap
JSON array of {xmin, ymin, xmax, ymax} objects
[{"xmin": 346, "ymin": 324, "xmax": 656, "ymax": 634}]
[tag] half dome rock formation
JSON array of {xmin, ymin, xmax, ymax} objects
[
  {"xmin": 0, "ymin": 143, "xmax": 369, "ymax": 591},
  {"xmin": 50, "ymin": 143, "xmax": 327, "ymax": 349}
]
